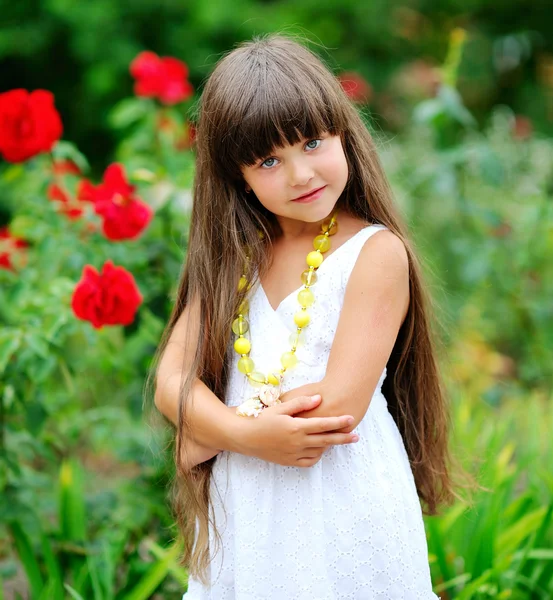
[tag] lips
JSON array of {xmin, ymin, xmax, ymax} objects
[{"xmin": 292, "ymin": 185, "xmax": 326, "ymax": 202}]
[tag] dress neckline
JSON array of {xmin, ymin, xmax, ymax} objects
[{"xmin": 258, "ymin": 223, "xmax": 377, "ymax": 313}]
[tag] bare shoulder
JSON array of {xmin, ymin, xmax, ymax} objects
[
  {"xmin": 347, "ymin": 227, "xmax": 410, "ymax": 324},
  {"xmin": 358, "ymin": 227, "xmax": 409, "ymax": 274}
]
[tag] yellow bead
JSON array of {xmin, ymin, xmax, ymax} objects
[
  {"xmin": 281, "ymin": 351, "xmax": 298, "ymax": 369},
  {"xmin": 313, "ymin": 235, "xmax": 331, "ymax": 253},
  {"xmin": 234, "ymin": 337, "xmax": 251, "ymax": 355},
  {"xmin": 267, "ymin": 372, "xmax": 281, "ymax": 386},
  {"xmin": 300, "ymin": 269, "xmax": 318, "ymax": 286},
  {"xmin": 297, "ymin": 288, "xmax": 315, "ymax": 307},
  {"xmin": 232, "ymin": 317, "xmax": 249, "ymax": 335},
  {"xmin": 289, "ymin": 330, "xmax": 305, "ymax": 348},
  {"xmin": 321, "ymin": 217, "xmax": 338, "ymax": 236},
  {"xmin": 306, "ymin": 251, "xmax": 323, "ymax": 268},
  {"xmin": 294, "ymin": 310, "xmax": 311, "ymax": 328},
  {"xmin": 238, "ymin": 275, "xmax": 248, "ymax": 292},
  {"xmin": 248, "ymin": 371, "xmax": 267, "ymax": 387},
  {"xmin": 238, "ymin": 299, "xmax": 249, "ymax": 315},
  {"xmin": 238, "ymin": 357, "xmax": 255, "ymax": 374}
]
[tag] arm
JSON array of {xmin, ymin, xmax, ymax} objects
[
  {"xmin": 279, "ymin": 230, "xmax": 410, "ymax": 429},
  {"xmin": 155, "ymin": 371, "xmax": 238, "ymax": 464},
  {"xmin": 154, "ymin": 297, "xmax": 243, "ymax": 463},
  {"xmin": 155, "ymin": 290, "xmax": 364, "ymax": 470}
]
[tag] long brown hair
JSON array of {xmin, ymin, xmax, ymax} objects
[{"xmin": 148, "ymin": 32, "xmax": 462, "ymax": 583}]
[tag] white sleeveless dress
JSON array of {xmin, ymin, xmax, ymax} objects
[{"xmin": 184, "ymin": 224, "xmax": 439, "ymax": 600}]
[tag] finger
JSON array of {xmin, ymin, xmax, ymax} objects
[
  {"xmin": 296, "ymin": 457, "xmax": 320, "ymax": 468},
  {"xmin": 305, "ymin": 433, "xmax": 359, "ymax": 447},
  {"xmin": 300, "ymin": 415, "xmax": 355, "ymax": 434},
  {"xmin": 299, "ymin": 449, "xmax": 326, "ymax": 459},
  {"xmin": 275, "ymin": 395, "xmax": 321, "ymax": 416}
]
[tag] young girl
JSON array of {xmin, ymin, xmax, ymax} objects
[{"xmin": 153, "ymin": 33, "xmax": 455, "ymax": 599}]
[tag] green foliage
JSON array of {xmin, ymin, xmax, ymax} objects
[
  {"xmin": 426, "ymin": 390, "xmax": 553, "ymax": 598},
  {"xmin": 1, "ymin": 31, "xmax": 552, "ymax": 598},
  {"xmin": 7, "ymin": 460, "xmax": 186, "ymax": 599},
  {"xmin": 1, "ymin": 0, "xmax": 551, "ymax": 170}
]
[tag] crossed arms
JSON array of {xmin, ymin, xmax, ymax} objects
[{"xmin": 154, "ymin": 230, "xmax": 409, "ymax": 469}]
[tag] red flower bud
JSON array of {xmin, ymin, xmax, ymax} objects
[
  {"xmin": 52, "ymin": 159, "xmax": 81, "ymax": 176},
  {"xmin": 47, "ymin": 183, "xmax": 86, "ymax": 221},
  {"xmin": 71, "ymin": 260, "xmax": 143, "ymax": 329},
  {"xmin": 0, "ymin": 226, "xmax": 29, "ymax": 270},
  {"xmin": 0, "ymin": 89, "xmax": 63, "ymax": 163}
]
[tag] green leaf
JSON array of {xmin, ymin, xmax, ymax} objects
[
  {"xmin": 496, "ymin": 507, "xmax": 547, "ymax": 557},
  {"xmin": 121, "ymin": 540, "xmax": 183, "ymax": 600},
  {"xmin": 426, "ymin": 516, "xmax": 455, "ymax": 584},
  {"xmin": 25, "ymin": 399, "xmax": 49, "ymax": 435},
  {"xmin": 147, "ymin": 539, "xmax": 188, "ymax": 587},
  {"xmin": 0, "ymin": 331, "xmax": 21, "ymax": 374},
  {"xmin": 40, "ymin": 531, "xmax": 64, "ymax": 599},
  {"xmin": 108, "ymin": 98, "xmax": 151, "ymax": 129},
  {"xmin": 51, "ymin": 141, "xmax": 90, "ymax": 174},
  {"xmin": 8, "ymin": 521, "xmax": 44, "ymax": 598},
  {"xmin": 64, "ymin": 584, "xmax": 86, "ymax": 600},
  {"xmin": 59, "ymin": 459, "xmax": 87, "ymax": 542}
]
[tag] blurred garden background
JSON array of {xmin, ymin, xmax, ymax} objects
[{"xmin": 1, "ymin": 1, "xmax": 552, "ymax": 598}]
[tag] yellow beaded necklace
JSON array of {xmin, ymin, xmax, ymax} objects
[{"xmin": 233, "ymin": 212, "xmax": 338, "ymax": 417}]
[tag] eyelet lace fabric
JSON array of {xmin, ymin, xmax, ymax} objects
[{"xmin": 183, "ymin": 224, "xmax": 440, "ymax": 599}]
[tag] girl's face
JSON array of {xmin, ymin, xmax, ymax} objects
[{"xmin": 240, "ymin": 132, "xmax": 349, "ymax": 226}]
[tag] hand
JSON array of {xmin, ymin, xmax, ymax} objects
[{"xmin": 238, "ymin": 395, "xmax": 359, "ymax": 467}]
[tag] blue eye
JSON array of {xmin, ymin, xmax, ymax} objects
[
  {"xmin": 305, "ymin": 139, "xmax": 321, "ymax": 150},
  {"xmin": 259, "ymin": 139, "xmax": 322, "ymax": 169},
  {"xmin": 261, "ymin": 157, "xmax": 277, "ymax": 169}
]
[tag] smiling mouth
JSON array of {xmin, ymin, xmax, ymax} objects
[{"xmin": 292, "ymin": 185, "xmax": 326, "ymax": 201}]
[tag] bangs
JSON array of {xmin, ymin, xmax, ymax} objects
[
  {"xmin": 231, "ymin": 85, "xmax": 341, "ymax": 168},
  {"xmin": 206, "ymin": 44, "xmax": 350, "ymax": 180}
]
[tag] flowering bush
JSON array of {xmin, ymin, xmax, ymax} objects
[{"xmin": 0, "ymin": 50, "xmax": 196, "ymax": 599}]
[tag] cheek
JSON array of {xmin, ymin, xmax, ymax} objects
[{"xmin": 322, "ymin": 149, "xmax": 349, "ymax": 185}]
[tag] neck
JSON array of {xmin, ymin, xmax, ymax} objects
[{"xmin": 276, "ymin": 209, "xmax": 340, "ymax": 241}]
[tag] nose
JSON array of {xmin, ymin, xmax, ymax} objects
[{"xmin": 287, "ymin": 158, "xmax": 314, "ymax": 187}]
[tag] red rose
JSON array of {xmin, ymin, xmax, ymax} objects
[
  {"xmin": 78, "ymin": 163, "xmax": 153, "ymax": 241},
  {"xmin": 0, "ymin": 226, "xmax": 29, "ymax": 270},
  {"xmin": 337, "ymin": 72, "xmax": 372, "ymax": 104},
  {"xmin": 0, "ymin": 89, "xmax": 63, "ymax": 163},
  {"xmin": 130, "ymin": 51, "xmax": 194, "ymax": 105},
  {"xmin": 71, "ymin": 260, "xmax": 142, "ymax": 329}
]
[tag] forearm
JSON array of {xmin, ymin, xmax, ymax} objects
[
  {"xmin": 279, "ymin": 379, "xmax": 356, "ymax": 432},
  {"xmin": 155, "ymin": 372, "xmax": 248, "ymax": 453}
]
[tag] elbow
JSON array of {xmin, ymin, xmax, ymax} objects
[
  {"xmin": 153, "ymin": 385, "xmax": 165, "ymax": 414},
  {"xmin": 153, "ymin": 371, "xmax": 174, "ymax": 419},
  {"xmin": 319, "ymin": 379, "xmax": 366, "ymax": 431}
]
